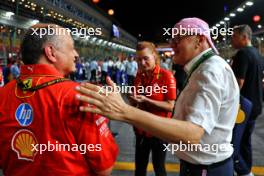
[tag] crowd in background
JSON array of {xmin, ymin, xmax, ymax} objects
[{"xmin": 0, "ymin": 53, "xmax": 177, "ymax": 87}]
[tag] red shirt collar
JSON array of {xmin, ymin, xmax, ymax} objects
[
  {"xmin": 20, "ymin": 64, "xmax": 64, "ymax": 77},
  {"xmin": 153, "ymin": 65, "xmax": 160, "ymax": 75}
]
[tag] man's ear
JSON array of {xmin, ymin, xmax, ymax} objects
[
  {"xmin": 239, "ymin": 33, "xmax": 247, "ymax": 40},
  {"xmin": 196, "ymin": 35, "xmax": 208, "ymax": 48},
  {"xmin": 194, "ymin": 36, "xmax": 202, "ymax": 48},
  {"xmin": 44, "ymin": 45, "xmax": 57, "ymax": 63},
  {"xmin": 199, "ymin": 35, "xmax": 207, "ymax": 43}
]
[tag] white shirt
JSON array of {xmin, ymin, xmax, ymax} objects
[
  {"xmin": 161, "ymin": 61, "xmax": 169, "ymax": 70},
  {"xmin": 115, "ymin": 61, "xmax": 122, "ymax": 70},
  {"xmin": 108, "ymin": 60, "xmax": 114, "ymax": 67},
  {"xmin": 102, "ymin": 62, "xmax": 108, "ymax": 72},
  {"xmin": 84, "ymin": 62, "xmax": 90, "ymax": 70},
  {"xmin": 173, "ymin": 49, "xmax": 240, "ymax": 165},
  {"xmin": 126, "ymin": 61, "xmax": 138, "ymax": 76},
  {"xmin": 90, "ymin": 60, "xmax": 98, "ymax": 71},
  {"xmin": 120, "ymin": 62, "xmax": 126, "ymax": 71}
]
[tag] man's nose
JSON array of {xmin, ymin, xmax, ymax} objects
[{"xmin": 74, "ymin": 50, "xmax": 79, "ymax": 59}]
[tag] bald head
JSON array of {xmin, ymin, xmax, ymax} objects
[{"xmin": 21, "ymin": 23, "xmax": 71, "ymax": 64}]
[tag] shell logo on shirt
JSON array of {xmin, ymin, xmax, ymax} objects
[
  {"xmin": 15, "ymin": 103, "xmax": 33, "ymax": 126},
  {"xmin": 11, "ymin": 129, "xmax": 38, "ymax": 161}
]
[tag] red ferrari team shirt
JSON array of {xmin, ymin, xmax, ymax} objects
[
  {"xmin": 134, "ymin": 65, "xmax": 177, "ymax": 136},
  {"xmin": 0, "ymin": 64, "xmax": 118, "ymax": 176}
]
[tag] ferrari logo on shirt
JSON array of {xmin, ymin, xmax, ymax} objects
[
  {"xmin": 15, "ymin": 77, "xmax": 40, "ymax": 98},
  {"xmin": 11, "ymin": 129, "xmax": 38, "ymax": 161},
  {"xmin": 23, "ymin": 78, "xmax": 32, "ymax": 89},
  {"xmin": 22, "ymin": 78, "xmax": 32, "ymax": 94}
]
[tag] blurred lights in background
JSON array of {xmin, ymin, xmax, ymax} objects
[
  {"xmin": 212, "ymin": 1, "xmax": 255, "ymax": 29},
  {"xmin": 92, "ymin": 0, "xmax": 100, "ymax": 3},
  {"xmin": 108, "ymin": 9, "xmax": 114, "ymax": 16},
  {"xmin": 245, "ymin": 1, "xmax": 254, "ymax": 6},
  {"xmin": 5, "ymin": 11, "xmax": 14, "ymax": 18},
  {"xmin": 253, "ymin": 15, "xmax": 261, "ymax": 22},
  {"xmin": 164, "ymin": 51, "xmax": 174, "ymax": 57}
]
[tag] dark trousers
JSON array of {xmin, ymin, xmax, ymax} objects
[
  {"xmin": 127, "ymin": 75, "xmax": 135, "ymax": 86},
  {"xmin": 233, "ymin": 116, "xmax": 256, "ymax": 175},
  {"xmin": 90, "ymin": 70, "xmax": 96, "ymax": 82},
  {"xmin": 101, "ymin": 71, "xmax": 108, "ymax": 84},
  {"xmin": 180, "ymin": 158, "xmax": 233, "ymax": 176},
  {"xmin": 135, "ymin": 135, "xmax": 167, "ymax": 176},
  {"xmin": 115, "ymin": 70, "xmax": 122, "ymax": 85},
  {"xmin": 232, "ymin": 96, "xmax": 257, "ymax": 175}
]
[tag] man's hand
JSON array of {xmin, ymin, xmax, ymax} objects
[
  {"xmin": 75, "ymin": 77, "xmax": 132, "ymax": 122},
  {"xmin": 75, "ymin": 77, "xmax": 204, "ymax": 144}
]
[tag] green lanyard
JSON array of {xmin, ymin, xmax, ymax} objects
[
  {"xmin": 172, "ymin": 50, "xmax": 215, "ymax": 116},
  {"xmin": 182, "ymin": 49, "xmax": 215, "ymax": 89}
]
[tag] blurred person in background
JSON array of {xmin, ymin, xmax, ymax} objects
[
  {"xmin": 107, "ymin": 57, "xmax": 114, "ymax": 80},
  {"xmin": 89, "ymin": 59, "xmax": 98, "ymax": 83},
  {"xmin": 160, "ymin": 57, "xmax": 169, "ymax": 70},
  {"xmin": 172, "ymin": 63, "xmax": 187, "ymax": 95},
  {"xmin": 114, "ymin": 57, "xmax": 123, "ymax": 85},
  {"xmin": 126, "ymin": 55, "xmax": 138, "ymax": 86},
  {"xmin": 101, "ymin": 58, "xmax": 108, "ymax": 85},
  {"xmin": 10, "ymin": 59, "xmax": 20, "ymax": 79},
  {"xmin": 120, "ymin": 58, "xmax": 127, "ymax": 85},
  {"xmin": 231, "ymin": 24, "xmax": 264, "ymax": 176}
]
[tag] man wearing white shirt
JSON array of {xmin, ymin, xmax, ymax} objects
[
  {"xmin": 114, "ymin": 58, "xmax": 122, "ymax": 85},
  {"xmin": 84, "ymin": 61, "xmax": 90, "ymax": 80},
  {"xmin": 101, "ymin": 59, "xmax": 108, "ymax": 84},
  {"xmin": 174, "ymin": 48, "xmax": 238, "ymax": 165},
  {"xmin": 126, "ymin": 56, "xmax": 138, "ymax": 86},
  {"xmin": 161, "ymin": 58, "xmax": 169, "ymax": 70},
  {"xmin": 76, "ymin": 17, "xmax": 240, "ymax": 176},
  {"xmin": 107, "ymin": 58, "xmax": 114, "ymax": 80},
  {"xmin": 89, "ymin": 59, "xmax": 98, "ymax": 82},
  {"xmin": 120, "ymin": 59, "xmax": 127, "ymax": 85}
]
